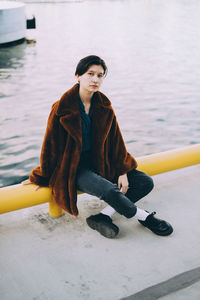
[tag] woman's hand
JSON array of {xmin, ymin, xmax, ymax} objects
[
  {"xmin": 118, "ymin": 173, "xmax": 129, "ymax": 194},
  {"xmin": 21, "ymin": 179, "xmax": 40, "ymax": 191}
]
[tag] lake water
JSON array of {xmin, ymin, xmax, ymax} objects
[{"xmin": 0, "ymin": 0, "xmax": 200, "ymax": 187}]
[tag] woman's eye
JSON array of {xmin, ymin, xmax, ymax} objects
[{"xmin": 88, "ymin": 72, "xmax": 94, "ymax": 76}]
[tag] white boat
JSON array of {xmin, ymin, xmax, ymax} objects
[{"xmin": 0, "ymin": 1, "xmax": 35, "ymax": 46}]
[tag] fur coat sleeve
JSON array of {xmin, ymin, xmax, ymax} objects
[
  {"xmin": 109, "ymin": 114, "xmax": 138, "ymax": 177},
  {"xmin": 29, "ymin": 103, "xmax": 60, "ymax": 186}
]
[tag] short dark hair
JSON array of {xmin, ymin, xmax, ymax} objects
[{"xmin": 75, "ymin": 55, "xmax": 108, "ymax": 76}]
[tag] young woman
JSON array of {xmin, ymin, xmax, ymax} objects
[{"xmin": 26, "ymin": 55, "xmax": 173, "ymax": 238}]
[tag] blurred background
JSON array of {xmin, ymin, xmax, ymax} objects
[{"xmin": 0, "ymin": 0, "xmax": 200, "ymax": 187}]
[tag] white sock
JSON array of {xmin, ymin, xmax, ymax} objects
[
  {"xmin": 135, "ymin": 208, "xmax": 149, "ymax": 221},
  {"xmin": 101, "ymin": 206, "xmax": 116, "ymax": 218}
]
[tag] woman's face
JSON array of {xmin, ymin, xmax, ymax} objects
[{"xmin": 76, "ymin": 64, "xmax": 105, "ymax": 93}]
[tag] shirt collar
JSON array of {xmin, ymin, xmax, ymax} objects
[{"xmin": 78, "ymin": 95, "xmax": 94, "ymax": 117}]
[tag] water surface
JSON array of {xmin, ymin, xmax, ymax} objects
[{"xmin": 0, "ymin": 0, "xmax": 200, "ymax": 187}]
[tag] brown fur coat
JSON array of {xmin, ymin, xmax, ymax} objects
[{"xmin": 29, "ymin": 84, "xmax": 138, "ymax": 215}]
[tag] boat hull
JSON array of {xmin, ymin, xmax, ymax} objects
[{"xmin": 0, "ymin": 1, "xmax": 26, "ymax": 45}]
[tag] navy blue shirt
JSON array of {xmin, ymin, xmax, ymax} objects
[{"xmin": 78, "ymin": 96, "xmax": 93, "ymax": 153}]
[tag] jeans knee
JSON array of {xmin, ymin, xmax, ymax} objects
[
  {"xmin": 132, "ymin": 175, "xmax": 154, "ymax": 200},
  {"xmin": 147, "ymin": 176, "xmax": 154, "ymax": 193}
]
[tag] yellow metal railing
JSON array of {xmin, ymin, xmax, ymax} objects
[
  {"xmin": 136, "ymin": 143, "xmax": 200, "ymax": 175},
  {"xmin": 0, "ymin": 144, "xmax": 200, "ymax": 218}
]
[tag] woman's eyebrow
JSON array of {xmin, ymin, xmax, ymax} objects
[{"xmin": 88, "ymin": 69, "xmax": 104, "ymax": 75}]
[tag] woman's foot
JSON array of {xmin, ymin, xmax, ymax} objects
[
  {"xmin": 86, "ymin": 213, "xmax": 119, "ymax": 238},
  {"xmin": 138, "ymin": 212, "xmax": 173, "ymax": 236}
]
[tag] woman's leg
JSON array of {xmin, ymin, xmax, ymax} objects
[
  {"xmin": 100, "ymin": 169, "xmax": 154, "ymax": 218},
  {"xmin": 76, "ymin": 167, "xmax": 137, "ymax": 218},
  {"xmin": 125, "ymin": 169, "xmax": 154, "ymax": 203},
  {"xmin": 77, "ymin": 167, "xmax": 173, "ymax": 238}
]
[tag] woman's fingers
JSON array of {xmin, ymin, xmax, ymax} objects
[
  {"xmin": 121, "ymin": 185, "xmax": 129, "ymax": 194},
  {"xmin": 21, "ymin": 179, "xmax": 40, "ymax": 191},
  {"xmin": 22, "ymin": 179, "xmax": 31, "ymax": 185},
  {"xmin": 118, "ymin": 181, "xmax": 121, "ymax": 190},
  {"xmin": 118, "ymin": 173, "xmax": 129, "ymax": 194}
]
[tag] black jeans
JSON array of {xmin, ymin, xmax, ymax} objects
[{"xmin": 76, "ymin": 155, "xmax": 154, "ymax": 218}]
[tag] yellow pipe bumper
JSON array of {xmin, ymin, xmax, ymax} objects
[
  {"xmin": 0, "ymin": 184, "xmax": 51, "ymax": 214},
  {"xmin": 0, "ymin": 144, "xmax": 200, "ymax": 217},
  {"xmin": 137, "ymin": 143, "xmax": 200, "ymax": 176}
]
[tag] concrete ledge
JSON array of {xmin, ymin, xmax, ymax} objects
[{"xmin": 0, "ymin": 165, "xmax": 200, "ymax": 300}]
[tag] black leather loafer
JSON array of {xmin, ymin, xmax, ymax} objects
[
  {"xmin": 86, "ymin": 213, "xmax": 119, "ymax": 238},
  {"xmin": 138, "ymin": 212, "xmax": 173, "ymax": 236}
]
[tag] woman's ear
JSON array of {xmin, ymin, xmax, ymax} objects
[{"xmin": 75, "ymin": 74, "xmax": 80, "ymax": 83}]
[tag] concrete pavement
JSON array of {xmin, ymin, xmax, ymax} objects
[{"xmin": 0, "ymin": 165, "xmax": 200, "ymax": 300}]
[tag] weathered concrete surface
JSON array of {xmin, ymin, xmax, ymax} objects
[
  {"xmin": 159, "ymin": 280, "xmax": 200, "ymax": 300},
  {"xmin": 0, "ymin": 165, "xmax": 200, "ymax": 300},
  {"xmin": 122, "ymin": 267, "xmax": 200, "ymax": 299}
]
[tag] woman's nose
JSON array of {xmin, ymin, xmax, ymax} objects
[{"xmin": 92, "ymin": 75, "xmax": 98, "ymax": 82}]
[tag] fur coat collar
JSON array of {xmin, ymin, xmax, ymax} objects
[
  {"xmin": 56, "ymin": 83, "xmax": 114, "ymax": 153},
  {"xmin": 30, "ymin": 84, "xmax": 137, "ymax": 216}
]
